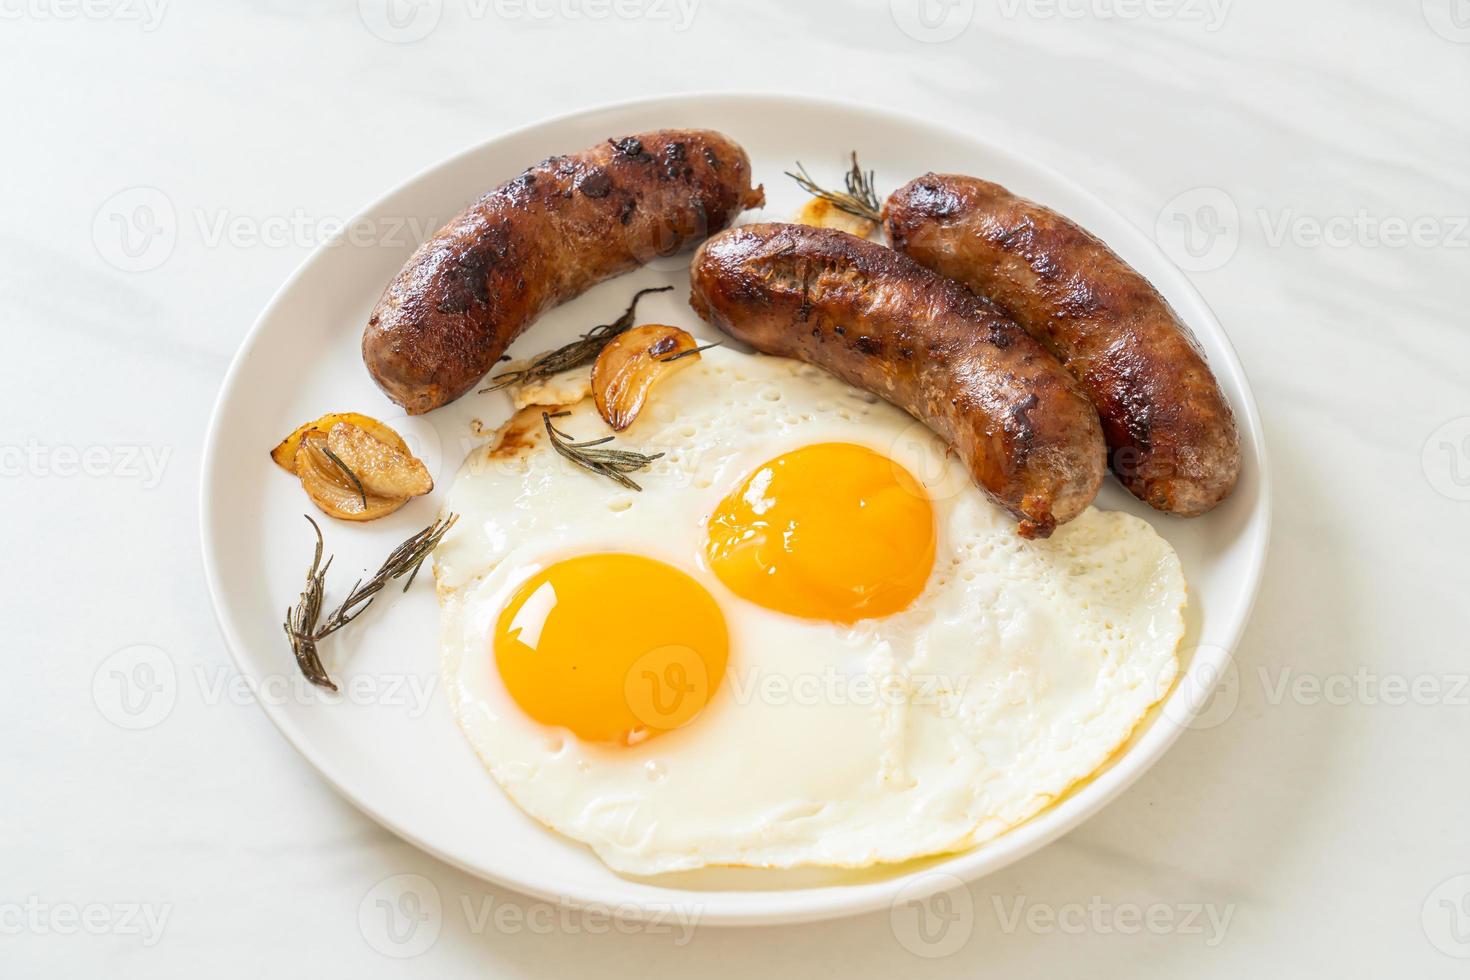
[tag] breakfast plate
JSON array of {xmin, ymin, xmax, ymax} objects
[{"xmin": 200, "ymin": 93, "xmax": 1269, "ymax": 926}]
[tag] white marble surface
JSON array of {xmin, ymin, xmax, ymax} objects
[{"xmin": 4, "ymin": 0, "xmax": 1468, "ymax": 974}]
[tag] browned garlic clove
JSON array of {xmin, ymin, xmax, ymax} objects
[{"xmin": 591, "ymin": 324, "xmax": 706, "ymax": 432}]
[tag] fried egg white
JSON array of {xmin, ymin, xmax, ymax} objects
[{"xmin": 435, "ymin": 346, "xmax": 1186, "ymax": 875}]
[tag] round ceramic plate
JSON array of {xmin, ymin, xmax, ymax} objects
[{"xmin": 201, "ymin": 93, "xmax": 1270, "ymax": 926}]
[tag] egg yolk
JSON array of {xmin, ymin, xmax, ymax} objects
[
  {"xmin": 494, "ymin": 553, "xmax": 729, "ymax": 746},
  {"xmin": 704, "ymin": 443, "xmax": 936, "ymax": 623}
]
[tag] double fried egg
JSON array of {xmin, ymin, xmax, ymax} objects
[{"xmin": 434, "ymin": 346, "xmax": 1185, "ymax": 875}]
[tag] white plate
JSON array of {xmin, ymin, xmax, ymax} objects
[{"xmin": 200, "ymin": 93, "xmax": 1270, "ymax": 926}]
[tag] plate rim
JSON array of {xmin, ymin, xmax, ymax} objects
[{"xmin": 199, "ymin": 90, "xmax": 1272, "ymax": 927}]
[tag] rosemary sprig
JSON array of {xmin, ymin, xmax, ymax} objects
[
  {"xmin": 785, "ymin": 152, "xmax": 882, "ymax": 224},
  {"xmin": 481, "ymin": 285, "xmax": 674, "ymax": 392},
  {"xmin": 319, "ymin": 444, "xmax": 367, "ymax": 508},
  {"xmin": 542, "ymin": 411, "xmax": 663, "ymax": 491},
  {"xmin": 284, "ymin": 512, "xmax": 459, "ymax": 691},
  {"xmin": 660, "ymin": 341, "xmax": 721, "ymax": 364},
  {"xmin": 284, "ymin": 519, "xmax": 334, "ymax": 690}
]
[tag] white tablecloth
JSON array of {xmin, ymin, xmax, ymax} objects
[{"xmin": 4, "ymin": 1, "xmax": 1468, "ymax": 974}]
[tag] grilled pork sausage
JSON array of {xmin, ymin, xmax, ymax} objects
[
  {"xmin": 689, "ymin": 223, "xmax": 1106, "ymax": 538},
  {"xmin": 364, "ymin": 129, "xmax": 764, "ymax": 414},
  {"xmin": 883, "ymin": 174, "xmax": 1241, "ymax": 516}
]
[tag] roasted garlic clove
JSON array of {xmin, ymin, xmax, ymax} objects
[
  {"xmin": 271, "ymin": 412, "xmax": 410, "ymax": 473},
  {"xmin": 795, "ymin": 196, "xmax": 878, "ymax": 239},
  {"xmin": 274, "ymin": 413, "xmax": 432, "ymax": 522},
  {"xmin": 326, "ymin": 422, "xmax": 433, "ymax": 498},
  {"xmin": 294, "ymin": 431, "xmax": 409, "ymax": 522},
  {"xmin": 591, "ymin": 324, "xmax": 703, "ymax": 431}
]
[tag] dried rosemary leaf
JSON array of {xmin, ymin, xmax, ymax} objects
[
  {"xmin": 785, "ymin": 152, "xmax": 882, "ymax": 224},
  {"xmin": 481, "ymin": 285, "xmax": 674, "ymax": 392},
  {"xmin": 283, "ymin": 513, "xmax": 459, "ymax": 691},
  {"xmin": 542, "ymin": 411, "xmax": 663, "ymax": 491}
]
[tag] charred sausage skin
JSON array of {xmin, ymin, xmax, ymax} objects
[
  {"xmin": 364, "ymin": 129, "xmax": 764, "ymax": 414},
  {"xmin": 883, "ymin": 174, "xmax": 1241, "ymax": 516},
  {"xmin": 689, "ymin": 223, "xmax": 1106, "ymax": 538}
]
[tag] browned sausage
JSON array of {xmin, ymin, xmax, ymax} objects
[
  {"xmin": 688, "ymin": 223, "xmax": 1106, "ymax": 538},
  {"xmin": 883, "ymin": 174, "xmax": 1241, "ymax": 516},
  {"xmin": 364, "ymin": 130, "xmax": 764, "ymax": 414}
]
